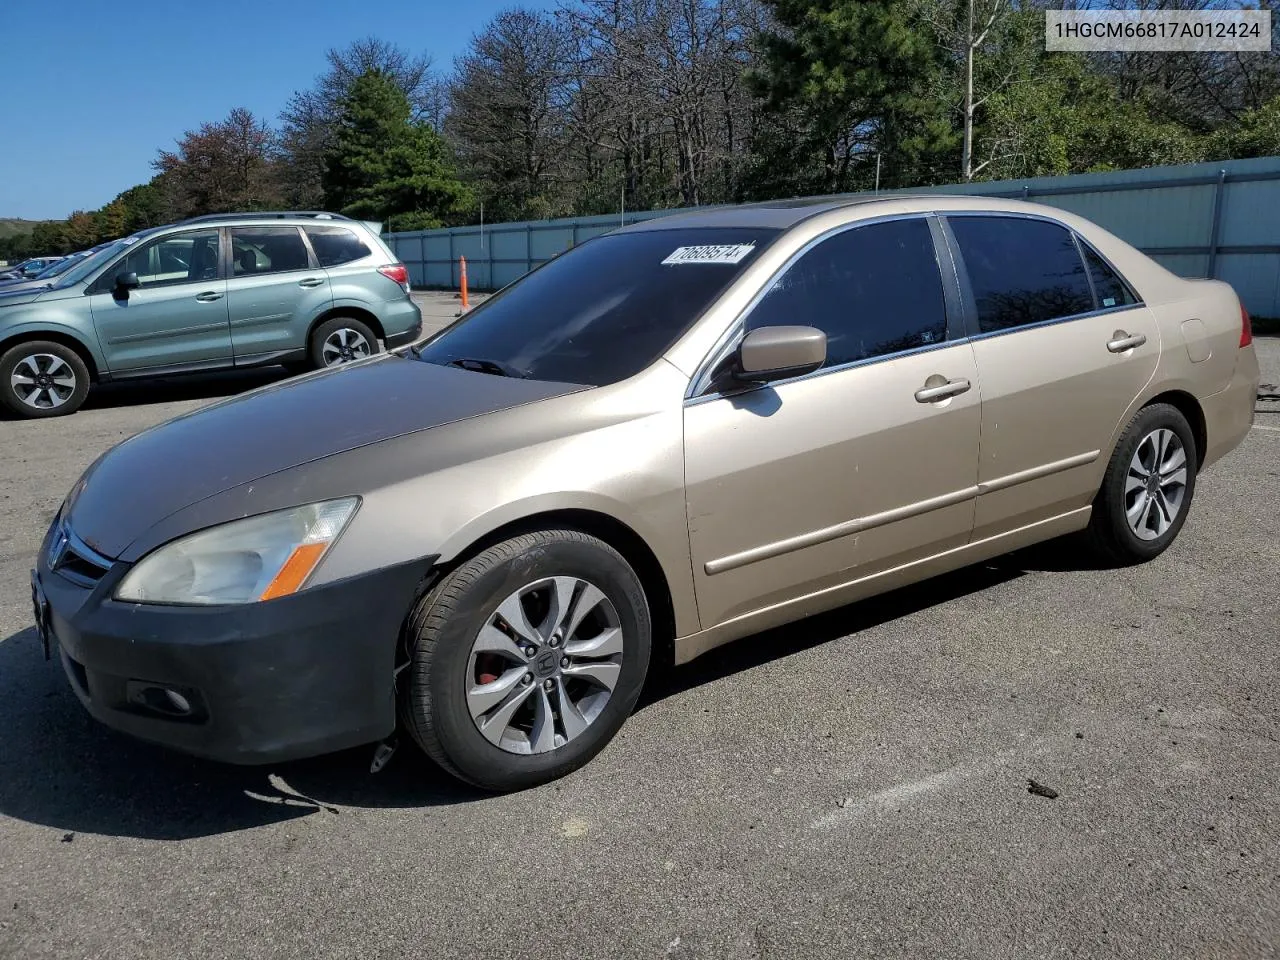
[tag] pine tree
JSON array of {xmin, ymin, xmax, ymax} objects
[{"xmin": 322, "ymin": 70, "xmax": 471, "ymax": 229}]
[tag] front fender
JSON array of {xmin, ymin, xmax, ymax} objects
[{"xmin": 0, "ymin": 313, "xmax": 107, "ymax": 374}]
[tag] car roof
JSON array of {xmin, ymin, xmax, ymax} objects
[{"xmin": 611, "ymin": 192, "xmax": 1073, "ymax": 233}]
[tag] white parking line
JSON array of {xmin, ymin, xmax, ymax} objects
[{"xmin": 1252, "ymin": 423, "xmax": 1280, "ymax": 432}]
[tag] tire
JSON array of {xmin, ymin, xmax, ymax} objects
[
  {"xmin": 308, "ymin": 316, "xmax": 380, "ymax": 370},
  {"xmin": 0, "ymin": 340, "xmax": 91, "ymax": 418},
  {"xmin": 399, "ymin": 529, "xmax": 652, "ymax": 792},
  {"xmin": 1084, "ymin": 402, "xmax": 1198, "ymax": 565}
]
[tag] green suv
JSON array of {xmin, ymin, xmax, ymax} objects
[{"xmin": 0, "ymin": 211, "xmax": 422, "ymax": 418}]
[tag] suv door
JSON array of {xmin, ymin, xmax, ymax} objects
[
  {"xmin": 683, "ymin": 216, "xmax": 982, "ymax": 628},
  {"xmin": 943, "ymin": 214, "xmax": 1160, "ymax": 540},
  {"xmin": 88, "ymin": 229, "xmax": 231, "ymax": 373},
  {"xmin": 225, "ymin": 225, "xmax": 332, "ymax": 363}
]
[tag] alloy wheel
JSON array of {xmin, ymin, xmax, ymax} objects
[
  {"xmin": 10, "ymin": 353, "xmax": 77, "ymax": 410},
  {"xmin": 1125, "ymin": 427, "xmax": 1188, "ymax": 541},
  {"xmin": 465, "ymin": 576, "xmax": 624, "ymax": 755},
  {"xmin": 321, "ymin": 328, "xmax": 372, "ymax": 366}
]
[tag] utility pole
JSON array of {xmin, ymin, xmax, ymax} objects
[{"xmin": 875, "ymin": 153, "xmax": 882, "ymax": 194}]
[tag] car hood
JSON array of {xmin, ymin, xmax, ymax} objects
[
  {"xmin": 0, "ymin": 285, "xmax": 47, "ymax": 304},
  {"xmin": 64, "ymin": 355, "xmax": 588, "ymax": 558}
]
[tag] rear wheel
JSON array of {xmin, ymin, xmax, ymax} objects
[
  {"xmin": 308, "ymin": 316, "xmax": 380, "ymax": 370},
  {"xmin": 399, "ymin": 529, "xmax": 652, "ymax": 792},
  {"xmin": 1084, "ymin": 402, "xmax": 1197, "ymax": 565},
  {"xmin": 0, "ymin": 340, "xmax": 90, "ymax": 418}
]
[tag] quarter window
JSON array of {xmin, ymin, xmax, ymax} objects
[
  {"xmin": 949, "ymin": 216, "xmax": 1094, "ymax": 333},
  {"xmin": 743, "ymin": 217, "xmax": 949, "ymax": 369},
  {"xmin": 230, "ymin": 227, "xmax": 311, "ymax": 276},
  {"xmin": 304, "ymin": 226, "xmax": 372, "ymax": 267},
  {"xmin": 1081, "ymin": 242, "xmax": 1138, "ymax": 309},
  {"xmin": 118, "ymin": 230, "xmax": 220, "ymax": 288}
]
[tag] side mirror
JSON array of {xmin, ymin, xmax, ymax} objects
[
  {"xmin": 733, "ymin": 325, "xmax": 827, "ymax": 383},
  {"xmin": 114, "ymin": 271, "xmax": 141, "ymax": 293}
]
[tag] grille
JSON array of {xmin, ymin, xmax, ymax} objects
[{"xmin": 48, "ymin": 523, "xmax": 113, "ymax": 588}]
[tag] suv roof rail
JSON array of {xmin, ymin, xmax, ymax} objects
[{"xmin": 177, "ymin": 211, "xmax": 356, "ymax": 224}]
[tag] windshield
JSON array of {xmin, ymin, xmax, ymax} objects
[
  {"xmin": 414, "ymin": 227, "xmax": 778, "ymax": 386},
  {"xmin": 33, "ymin": 254, "xmax": 83, "ymax": 280},
  {"xmin": 52, "ymin": 237, "xmax": 136, "ymax": 289}
]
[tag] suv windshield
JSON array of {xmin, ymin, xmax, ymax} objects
[
  {"xmin": 33, "ymin": 253, "xmax": 83, "ymax": 280},
  {"xmin": 414, "ymin": 227, "xmax": 778, "ymax": 386},
  {"xmin": 52, "ymin": 236, "xmax": 137, "ymax": 289}
]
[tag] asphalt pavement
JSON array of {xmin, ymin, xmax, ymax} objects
[{"xmin": 0, "ymin": 315, "xmax": 1276, "ymax": 960}]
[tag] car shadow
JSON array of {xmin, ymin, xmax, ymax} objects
[
  {"xmin": 640, "ymin": 557, "xmax": 1033, "ymax": 705},
  {"xmin": 0, "ymin": 625, "xmax": 484, "ymax": 842},
  {"xmin": 0, "ymin": 539, "xmax": 1096, "ymax": 841},
  {"xmin": 80, "ymin": 367, "xmax": 296, "ymax": 411}
]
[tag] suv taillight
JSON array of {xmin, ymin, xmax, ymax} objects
[
  {"xmin": 1240, "ymin": 303, "xmax": 1253, "ymax": 348},
  {"xmin": 378, "ymin": 263, "xmax": 410, "ymax": 293}
]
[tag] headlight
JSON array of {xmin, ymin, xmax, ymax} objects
[{"xmin": 114, "ymin": 498, "xmax": 359, "ymax": 605}]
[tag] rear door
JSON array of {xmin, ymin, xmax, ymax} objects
[
  {"xmin": 225, "ymin": 225, "xmax": 331, "ymax": 363},
  {"xmin": 942, "ymin": 214, "xmax": 1159, "ymax": 540},
  {"xmin": 88, "ymin": 228, "xmax": 232, "ymax": 373},
  {"xmin": 684, "ymin": 216, "xmax": 981, "ymax": 628}
]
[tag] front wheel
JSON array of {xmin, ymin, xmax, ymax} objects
[
  {"xmin": 0, "ymin": 340, "xmax": 91, "ymax": 418},
  {"xmin": 399, "ymin": 529, "xmax": 652, "ymax": 791},
  {"xmin": 1084, "ymin": 402, "xmax": 1198, "ymax": 565}
]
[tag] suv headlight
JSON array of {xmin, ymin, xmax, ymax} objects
[{"xmin": 114, "ymin": 498, "xmax": 359, "ymax": 605}]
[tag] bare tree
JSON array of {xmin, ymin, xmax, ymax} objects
[
  {"xmin": 910, "ymin": 0, "xmax": 1036, "ymax": 180},
  {"xmin": 155, "ymin": 108, "xmax": 283, "ymax": 216},
  {"xmin": 447, "ymin": 9, "xmax": 575, "ymax": 220},
  {"xmin": 570, "ymin": 0, "xmax": 762, "ymax": 208}
]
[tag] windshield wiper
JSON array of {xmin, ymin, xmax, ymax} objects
[{"xmin": 445, "ymin": 357, "xmax": 528, "ymax": 379}]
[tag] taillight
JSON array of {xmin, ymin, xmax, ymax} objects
[
  {"xmin": 1240, "ymin": 303, "xmax": 1253, "ymax": 348},
  {"xmin": 378, "ymin": 263, "xmax": 410, "ymax": 292}
]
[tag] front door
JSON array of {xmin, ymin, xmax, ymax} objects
[
  {"xmin": 226, "ymin": 225, "xmax": 332, "ymax": 362},
  {"xmin": 683, "ymin": 216, "xmax": 983, "ymax": 629},
  {"xmin": 943, "ymin": 214, "xmax": 1161, "ymax": 540},
  {"xmin": 89, "ymin": 228, "xmax": 231, "ymax": 373}
]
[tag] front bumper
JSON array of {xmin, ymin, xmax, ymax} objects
[{"xmin": 33, "ymin": 547, "xmax": 436, "ymax": 765}]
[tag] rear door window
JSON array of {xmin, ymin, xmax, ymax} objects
[
  {"xmin": 743, "ymin": 217, "xmax": 950, "ymax": 369},
  {"xmin": 948, "ymin": 216, "xmax": 1095, "ymax": 333},
  {"xmin": 230, "ymin": 226, "xmax": 312, "ymax": 276},
  {"xmin": 304, "ymin": 226, "xmax": 373, "ymax": 267}
]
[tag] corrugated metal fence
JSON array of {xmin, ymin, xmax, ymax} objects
[{"xmin": 386, "ymin": 156, "xmax": 1280, "ymax": 317}]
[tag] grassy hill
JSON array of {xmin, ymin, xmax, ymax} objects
[{"xmin": 0, "ymin": 218, "xmax": 59, "ymax": 239}]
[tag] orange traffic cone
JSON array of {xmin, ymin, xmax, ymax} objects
[{"xmin": 458, "ymin": 256, "xmax": 470, "ymax": 314}]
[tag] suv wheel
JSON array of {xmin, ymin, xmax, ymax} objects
[
  {"xmin": 399, "ymin": 529, "xmax": 652, "ymax": 792},
  {"xmin": 0, "ymin": 341, "xmax": 91, "ymax": 418},
  {"xmin": 309, "ymin": 316, "xmax": 380, "ymax": 369},
  {"xmin": 1084, "ymin": 402, "xmax": 1198, "ymax": 565}
]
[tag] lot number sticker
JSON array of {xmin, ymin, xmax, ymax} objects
[{"xmin": 662, "ymin": 244, "xmax": 756, "ymax": 266}]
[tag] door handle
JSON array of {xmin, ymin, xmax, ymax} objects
[
  {"xmin": 298, "ymin": 278, "xmax": 325, "ymax": 288},
  {"xmin": 914, "ymin": 377, "xmax": 971, "ymax": 403},
  {"xmin": 1107, "ymin": 331, "xmax": 1147, "ymax": 353},
  {"xmin": 194, "ymin": 291, "xmax": 223, "ymax": 302}
]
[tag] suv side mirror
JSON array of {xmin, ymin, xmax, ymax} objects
[
  {"xmin": 733, "ymin": 325, "xmax": 827, "ymax": 383},
  {"xmin": 114, "ymin": 271, "xmax": 141, "ymax": 293}
]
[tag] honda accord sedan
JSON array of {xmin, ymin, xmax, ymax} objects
[{"xmin": 31, "ymin": 195, "xmax": 1260, "ymax": 791}]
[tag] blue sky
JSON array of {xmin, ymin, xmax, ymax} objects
[{"xmin": 0, "ymin": 0, "xmax": 555, "ymax": 220}]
